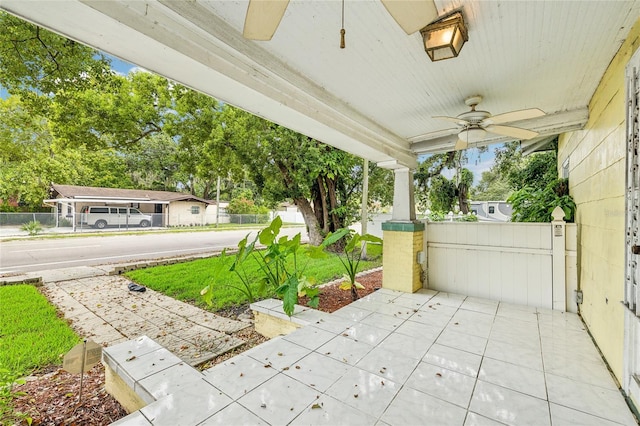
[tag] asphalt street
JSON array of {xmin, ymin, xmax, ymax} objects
[{"xmin": 0, "ymin": 227, "xmax": 306, "ymax": 275}]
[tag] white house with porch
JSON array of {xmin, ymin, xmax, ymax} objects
[
  {"xmin": 4, "ymin": 0, "xmax": 640, "ymax": 423},
  {"xmin": 46, "ymin": 183, "xmax": 214, "ymax": 229}
]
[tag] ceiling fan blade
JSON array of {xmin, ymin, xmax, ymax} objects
[
  {"xmin": 485, "ymin": 108, "xmax": 545, "ymax": 125},
  {"xmin": 486, "ymin": 125, "xmax": 539, "ymax": 140},
  {"xmin": 243, "ymin": 0, "xmax": 290, "ymax": 41},
  {"xmin": 381, "ymin": 0, "xmax": 438, "ymax": 35},
  {"xmin": 454, "ymin": 138, "xmax": 468, "ymax": 151},
  {"xmin": 433, "ymin": 115, "xmax": 468, "ymax": 126}
]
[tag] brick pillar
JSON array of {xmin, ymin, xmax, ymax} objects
[
  {"xmin": 382, "ymin": 167, "xmax": 424, "ymax": 293},
  {"xmin": 382, "ymin": 222, "xmax": 425, "ymax": 293}
]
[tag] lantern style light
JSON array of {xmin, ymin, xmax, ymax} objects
[{"xmin": 420, "ymin": 11, "xmax": 468, "ymax": 62}]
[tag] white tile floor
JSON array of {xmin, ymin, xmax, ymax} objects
[{"xmin": 113, "ymin": 288, "xmax": 638, "ymax": 426}]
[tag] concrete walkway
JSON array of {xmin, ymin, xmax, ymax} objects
[
  {"xmin": 6, "ymin": 264, "xmax": 250, "ymax": 367},
  {"xmin": 43, "ymin": 275, "xmax": 250, "ymax": 366}
]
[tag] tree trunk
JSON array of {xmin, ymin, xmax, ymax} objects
[
  {"xmin": 294, "ymin": 196, "xmax": 323, "ymax": 245},
  {"xmin": 325, "ymin": 175, "xmax": 341, "ymax": 232},
  {"xmin": 316, "ymin": 176, "xmax": 330, "ymax": 233},
  {"xmin": 311, "ymin": 180, "xmax": 324, "ymax": 230},
  {"xmin": 458, "ymin": 183, "xmax": 469, "ymax": 214}
]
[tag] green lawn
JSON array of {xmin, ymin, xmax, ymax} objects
[
  {"xmin": 127, "ymin": 244, "xmax": 382, "ymax": 311},
  {"xmin": 0, "ymin": 285, "xmax": 79, "ymax": 375},
  {"xmin": 0, "ymin": 285, "xmax": 79, "ymax": 423}
]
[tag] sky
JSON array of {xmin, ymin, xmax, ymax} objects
[{"xmin": 109, "ymin": 56, "xmax": 136, "ymax": 75}]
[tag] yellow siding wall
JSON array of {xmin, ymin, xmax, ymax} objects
[{"xmin": 558, "ymin": 19, "xmax": 640, "ymax": 382}]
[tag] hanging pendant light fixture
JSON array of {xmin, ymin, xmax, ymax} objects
[{"xmin": 420, "ymin": 11, "xmax": 468, "ymax": 62}]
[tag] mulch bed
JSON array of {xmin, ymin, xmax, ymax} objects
[
  {"xmin": 10, "ymin": 365, "xmax": 127, "ymax": 426},
  {"xmin": 298, "ymin": 269, "xmax": 382, "ymax": 312},
  {"xmin": 10, "ymin": 270, "xmax": 382, "ymax": 425}
]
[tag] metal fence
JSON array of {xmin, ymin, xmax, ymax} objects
[
  {"xmin": 0, "ymin": 212, "xmax": 58, "ymax": 227},
  {"xmin": 0, "ymin": 212, "xmax": 278, "ymax": 235}
]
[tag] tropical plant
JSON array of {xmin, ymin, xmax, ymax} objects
[
  {"xmin": 200, "ymin": 216, "xmax": 319, "ymax": 316},
  {"xmin": 0, "ymin": 366, "xmax": 30, "ymax": 426},
  {"xmin": 20, "ymin": 220, "xmax": 42, "ymax": 236},
  {"xmin": 508, "ymin": 178, "xmax": 576, "ymax": 222},
  {"xmin": 315, "ymin": 229, "xmax": 383, "ymax": 301}
]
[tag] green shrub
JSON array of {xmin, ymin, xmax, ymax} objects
[
  {"xmin": 508, "ymin": 178, "xmax": 576, "ymax": 222},
  {"xmin": 20, "ymin": 220, "xmax": 43, "ymax": 236}
]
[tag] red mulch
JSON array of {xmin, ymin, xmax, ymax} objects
[
  {"xmin": 10, "ymin": 270, "xmax": 382, "ymax": 425},
  {"xmin": 298, "ymin": 269, "xmax": 382, "ymax": 312},
  {"xmin": 10, "ymin": 365, "xmax": 127, "ymax": 425}
]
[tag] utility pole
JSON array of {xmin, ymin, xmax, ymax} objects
[{"xmin": 215, "ymin": 176, "xmax": 221, "ymax": 228}]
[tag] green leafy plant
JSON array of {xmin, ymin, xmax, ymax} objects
[
  {"xmin": 20, "ymin": 220, "xmax": 43, "ymax": 236},
  {"xmin": 508, "ymin": 178, "xmax": 576, "ymax": 222},
  {"xmin": 0, "ymin": 366, "xmax": 31, "ymax": 426},
  {"xmin": 201, "ymin": 216, "xmax": 319, "ymax": 316},
  {"xmin": 425, "ymin": 211, "xmax": 478, "ymax": 222},
  {"xmin": 456, "ymin": 213, "xmax": 479, "ymax": 222},
  {"xmin": 315, "ymin": 229, "xmax": 383, "ymax": 301}
]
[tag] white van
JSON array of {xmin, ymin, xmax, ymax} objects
[{"xmin": 80, "ymin": 206, "xmax": 152, "ymax": 229}]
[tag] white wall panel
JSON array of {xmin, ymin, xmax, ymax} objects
[{"xmin": 426, "ymin": 222, "xmax": 575, "ymax": 310}]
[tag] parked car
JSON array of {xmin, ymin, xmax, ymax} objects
[{"xmin": 80, "ymin": 206, "xmax": 152, "ymax": 229}]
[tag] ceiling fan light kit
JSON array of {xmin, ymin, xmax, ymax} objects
[
  {"xmin": 434, "ymin": 95, "xmax": 546, "ymax": 151},
  {"xmin": 420, "ymin": 11, "xmax": 468, "ymax": 62},
  {"xmin": 458, "ymin": 127, "xmax": 487, "ymax": 143}
]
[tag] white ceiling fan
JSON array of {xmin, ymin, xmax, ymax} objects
[
  {"xmin": 434, "ymin": 96, "xmax": 546, "ymax": 151},
  {"xmin": 243, "ymin": 0, "xmax": 438, "ymax": 41}
]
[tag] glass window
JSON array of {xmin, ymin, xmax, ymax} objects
[
  {"xmin": 488, "ymin": 206, "xmax": 495, "ymax": 214},
  {"xmin": 130, "ymin": 209, "xmax": 141, "ymax": 215},
  {"xmin": 92, "ymin": 207, "xmax": 109, "ymax": 214},
  {"xmin": 118, "ymin": 208, "xmax": 127, "ymax": 214},
  {"xmin": 191, "ymin": 206, "xmax": 200, "ymax": 214}
]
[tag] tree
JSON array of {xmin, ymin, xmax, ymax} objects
[
  {"xmin": 208, "ymin": 105, "xmax": 371, "ymax": 245},
  {"xmin": 428, "ymin": 175, "xmax": 457, "ymax": 213},
  {"xmin": 1, "ymin": 13, "xmax": 388, "ymax": 225},
  {"xmin": 49, "ymin": 71, "xmax": 172, "ymax": 151},
  {"xmin": 0, "ymin": 12, "xmax": 112, "ymax": 115},
  {"xmin": 486, "ymin": 139, "xmax": 575, "ymax": 222},
  {"xmin": 491, "ymin": 140, "xmax": 557, "ymax": 192},
  {"xmin": 471, "ymin": 169, "xmax": 513, "ymax": 201},
  {"xmin": 415, "ymin": 151, "xmax": 474, "ymax": 214},
  {"xmin": 0, "ymin": 96, "xmax": 136, "ymax": 209}
]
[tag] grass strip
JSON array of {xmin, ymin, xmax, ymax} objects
[
  {"xmin": 0, "ymin": 285, "xmax": 79, "ymax": 424},
  {"xmin": 0, "ymin": 285, "xmax": 79, "ymax": 376},
  {"xmin": 127, "ymin": 244, "xmax": 382, "ymax": 311}
]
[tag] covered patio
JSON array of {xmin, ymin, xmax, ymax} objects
[
  {"xmin": 3, "ymin": 0, "xmax": 640, "ymax": 424},
  {"xmin": 106, "ymin": 288, "xmax": 634, "ymax": 425}
]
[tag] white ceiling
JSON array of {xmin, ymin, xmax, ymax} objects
[{"xmin": 1, "ymin": 1, "xmax": 639, "ymax": 168}]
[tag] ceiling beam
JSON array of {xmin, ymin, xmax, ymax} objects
[{"xmin": 410, "ymin": 108, "xmax": 589, "ymax": 155}]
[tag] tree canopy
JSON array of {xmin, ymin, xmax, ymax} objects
[{"xmin": 0, "ymin": 11, "xmax": 393, "ymax": 239}]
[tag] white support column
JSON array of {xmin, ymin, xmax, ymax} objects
[
  {"xmin": 72, "ymin": 202, "xmax": 77, "ymax": 233},
  {"xmin": 392, "ymin": 167, "xmax": 416, "ymax": 222},
  {"xmin": 551, "ymin": 206, "xmax": 567, "ymax": 311}
]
